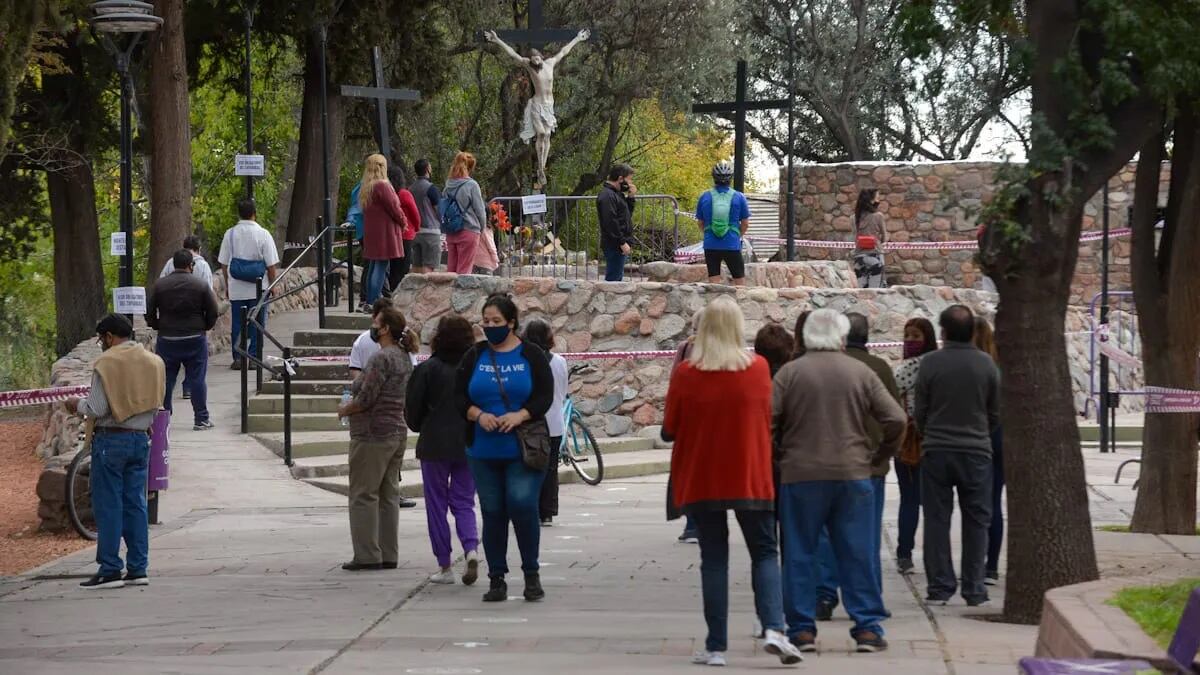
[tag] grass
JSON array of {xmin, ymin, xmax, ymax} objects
[
  {"xmin": 1098, "ymin": 524, "xmax": 1200, "ymax": 534},
  {"xmin": 1109, "ymin": 578, "xmax": 1200, "ymax": 648}
]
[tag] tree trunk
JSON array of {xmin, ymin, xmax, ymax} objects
[
  {"xmin": 1130, "ymin": 112, "xmax": 1200, "ymax": 534},
  {"xmin": 146, "ymin": 0, "xmax": 193, "ymax": 282},
  {"xmin": 286, "ymin": 28, "xmax": 343, "ymax": 261},
  {"xmin": 47, "ymin": 157, "xmax": 106, "ymax": 356}
]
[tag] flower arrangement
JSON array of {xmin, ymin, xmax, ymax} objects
[{"xmin": 489, "ymin": 202, "xmax": 512, "ymax": 233}]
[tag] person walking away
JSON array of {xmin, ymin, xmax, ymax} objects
[
  {"xmin": 360, "ymin": 154, "xmax": 408, "ymax": 303},
  {"xmin": 696, "ymin": 161, "xmax": 751, "ymax": 286},
  {"xmin": 346, "ymin": 159, "xmax": 370, "ymax": 312},
  {"xmin": 146, "ymin": 249, "xmax": 219, "ymax": 431},
  {"xmin": 218, "ymin": 199, "xmax": 279, "ymax": 370},
  {"xmin": 385, "ymin": 165, "xmax": 421, "ymax": 294},
  {"xmin": 915, "ymin": 305, "xmax": 1000, "ymax": 606},
  {"xmin": 158, "ymin": 235, "xmax": 213, "ymax": 400},
  {"xmin": 455, "ymin": 294, "xmax": 555, "ymax": 602},
  {"xmin": 972, "ymin": 316, "xmax": 1004, "ymax": 585},
  {"xmin": 336, "ymin": 305, "xmax": 416, "ymax": 571},
  {"xmin": 65, "ymin": 314, "xmax": 165, "ymax": 588},
  {"xmin": 812, "ymin": 313, "xmax": 901, "ymax": 621},
  {"xmin": 409, "ymin": 159, "xmax": 443, "ymax": 273},
  {"xmin": 663, "ymin": 296, "xmax": 804, "ymax": 667},
  {"xmin": 407, "ymin": 315, "xmax": 480, "ymax": 584},
  {"xmin": 852, "ymin": 189, "xmax": 887, "ymax": 288},
  {"xmin": 892, "ymin": 317, "xmax": 937, "ymax": 575},
  {"xmin": 442, "ymin": 152, "xmax": 487, "ymax": 275},
  {"xmin": 597, "ymin": 163, "xmax": 637, "ymax": 281},
  {"xmin": 523, "ymin": 320, "xmax": 567, "ymax": 526},
  {"xmin": 670, "ymin": 310, "xmax": 704, "ymax": 544},
  {"xmin": 773, "ymin": 309, "xmax": 905, "ymax": 653}
]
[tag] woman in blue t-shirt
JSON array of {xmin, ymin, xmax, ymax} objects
[{"xmin": 455, "ymin": 293, "xmax": 554, "ymax": 603}]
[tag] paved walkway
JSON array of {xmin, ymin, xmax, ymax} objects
[{"xmin": 0, "ymin": 312, "xmax": 1191, "ymax": 674}]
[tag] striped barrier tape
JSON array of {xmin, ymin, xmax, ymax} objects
[
  {"xmin": 742, "ymin": 228, "xmax": 1132, "ymax": 251},
  {"xmin": 0, "ymin": 384, "xmax": 91, "ymax": 410},
  {"xmin": 1145, "ymin": 386, "xmax": 1200, "ymax": 413}
]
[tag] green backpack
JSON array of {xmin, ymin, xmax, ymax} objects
[{"xmin": 706, "ymin": 189, "xmax": 737, "ymax": 238}]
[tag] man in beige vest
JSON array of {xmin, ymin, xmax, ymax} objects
[{"xmin": 65, "ymin": 314, "xmax": 165, "ymax": 589}]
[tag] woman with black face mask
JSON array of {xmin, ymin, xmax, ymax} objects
[
  {"xmin": 454, "ymin": 293, "xmax": 554, "ymax": 603},
  {"xmin": 891, "ymin": 317, "xmax": 938, "ymax": 575}
]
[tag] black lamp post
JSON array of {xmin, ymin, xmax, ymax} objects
[
  {"xmin": 88, "ymin": 1, "xmax": 162, "ymax": 293},
  {"xmin": 242, "ymin": 1, "xmax": 258, "ymax": 201}
]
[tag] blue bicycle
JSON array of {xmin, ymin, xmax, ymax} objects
[{"xmin": 560, "ymin": 364, "xmax": 604, "ymax": 485}]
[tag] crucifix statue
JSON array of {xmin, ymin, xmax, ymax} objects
[{"xmin": 484, "ymin": 27, "xmax": 590, "ymax": 189}]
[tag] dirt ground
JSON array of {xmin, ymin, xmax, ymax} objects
[{"xmin": 0, "ymin": 410, "xmax": 91, "ymax": 575}]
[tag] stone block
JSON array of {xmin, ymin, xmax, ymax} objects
[{"xmin": 605, "ymin": 415, "xmax": 633, "ymax": 437}]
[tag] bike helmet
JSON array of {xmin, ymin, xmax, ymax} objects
[{"xmin": 712, "ymin": 160, "xmax": 734, "ymax": 184}]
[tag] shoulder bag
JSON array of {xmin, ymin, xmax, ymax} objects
[
  {"xmin": 487, "ymin": 347, "xmax": 551, "ymax": 471},
  {"xmin": 898, "ymin": 392, "xmax": 922, "ymax": 466}
]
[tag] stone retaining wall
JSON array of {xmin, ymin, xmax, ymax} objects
[
  {"xmin": 394, "ymin": 273, "xmax": 1115, "ymax": 438},
  {"xmin": 781, "ymin": 161, "xmax": 1171, "ymax": 304}
]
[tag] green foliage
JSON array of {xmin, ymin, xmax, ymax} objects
[
  {"xmin": 1109, "ymin": 577, "xmax": 1199, "ymax": 648},
  {"xmin": 0, "ymin": 226, "xmax": 56, "ymax": 389}
]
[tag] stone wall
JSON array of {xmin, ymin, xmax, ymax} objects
[
  {"xmin": 393, "ymin": 273, "xmax": 1119, "ymax": 438},
  {"xmin": 781, "ymin": 161, "xmax": 1170, "ymax": 305},
  {"xmin": 639, "ymin": 260, "xmax": 855, "ymax": 288}
]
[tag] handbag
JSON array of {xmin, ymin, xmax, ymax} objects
[
  {"xmin": 229, "ymin": 257, "xmax": 267, "ymax": 282},
  {"xmin": 486, "ymin": 348, "xmax": 552, "ymax": 471},
  {"xmin": 856, "ymin": 234, "xmax": 878, "ymax": 250},
  {"xmin": 898, "ymin": 393, "xmax": 922, "ymax": 466}
]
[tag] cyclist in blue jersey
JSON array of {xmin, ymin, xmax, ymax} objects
[{"xmin": 695, "ymin": 161, "xmax": 751, "ymax": 286}]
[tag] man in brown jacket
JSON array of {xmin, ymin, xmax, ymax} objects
[{"xmin": 772, "ymin": 309, "xmax": 906, "ymax": 654}]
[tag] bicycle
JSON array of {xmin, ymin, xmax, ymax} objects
[
  {"xmin": 65, "ymin": 443, "xmax": 97, "ymax": 541},
  {"xmin": 558, "ymin": 364, "xmax": 604, "ymax": 485}
]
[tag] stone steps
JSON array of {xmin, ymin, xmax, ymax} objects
[
  {"xmin": 248, "ymin": 395, "xmax": 341, "ymax": 414},
  {"xmin": 302, "ymin": 447, "xmax": 672, "ymax": 498},
  {"xmin": 261, "ymin": 380, "xmax": 352, "ymax": 396},
  {"xmin": 324, "ymin": 313, "xmax": 372, "ymax": 330},
  {"xmin": 293, "ymin": 329, "xmax": 363, "ymax": 348}
]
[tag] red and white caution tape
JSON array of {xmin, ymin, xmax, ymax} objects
[
  {"xmin": 0, "ymin": 384, "xmax": 90, "ymax": 409},
  {"xmin": 1095, "ymin": 324, "xmax": 1141, "ymax": 368},
  {"xmin": 1145, "ymin": 386, "xmax": 1200, "ymax": 413}
]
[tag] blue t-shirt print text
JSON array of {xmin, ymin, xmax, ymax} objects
[
  {"xmin": 695, "ymin": 186, "xmax": 751, "ymax": 252},
  {"xmin": 467, "ymin": 346, "xmax": 535, "ymax": 460}
]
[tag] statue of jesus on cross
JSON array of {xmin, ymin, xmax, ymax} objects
[{"xmin": 484, "ymin": 28, "xmax": 590, "ymax": 189}]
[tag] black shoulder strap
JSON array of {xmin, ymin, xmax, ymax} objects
[{"xmin": 486, "ymin": 347, "xmax": 514, "ymax": 413}]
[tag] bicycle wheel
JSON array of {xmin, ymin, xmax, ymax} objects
[
  {"xmin": 565, "ymin": 416, "xmax": 604, "ymax": 486},
  {"xmin": 65, "ymin": 449, "xmax": 98, "ymax": 541}
]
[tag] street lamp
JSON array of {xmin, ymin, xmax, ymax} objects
[{"xmin": 88, "ymin": 1, "xmax": 162, "ymax": 295}]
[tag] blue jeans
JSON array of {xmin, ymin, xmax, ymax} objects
[
  {"xmin": 468, "ymin": 458, "xmax": 545, "ymax": 576},
  {"xmin": 603, "ymin": 248, "xmax": 626, "ymax": 282},
  {"xmin": 692, "ymin": 510, "xmax": 786, "ymax": 652},
  {"xmin": 814, "ymin": 476, "xmax": 886, "ymax": 605},
  {"xmin": 779, "ymin": 480, "xmax": 887, "ymax": 638},
  {"xmin": 91, "ymin": 432, "xmax": 150, "ymax": 577},
  {"xmin": 894, "ymin": 458, "xmax": 921, "ymax": 560},
  {"xmin": 157, "ymin": 335, "xmax": 208, "ymax": 425},
  {"xmin": 230, "ymin": 299, "xmax": 267, "ymax": 363}
]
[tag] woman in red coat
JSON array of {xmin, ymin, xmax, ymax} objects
[
  {"xmin": 663, "ymin": 295, "xmax": 803, "ymax": 668},
  {"xmin": 361, "ymin": 153, "xmax": 408, "ymax": 303}
]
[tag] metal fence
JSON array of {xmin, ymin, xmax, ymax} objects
[
  {"xmin": 486, "ymin": 194, "xmax": 692, "ymax": 280},
  {"xmin": 1088, "ymin": 290, "xmax": 1143, "ymax": 408}
]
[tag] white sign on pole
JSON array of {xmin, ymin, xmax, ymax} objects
[
  {"xmin": 521, "ymin": 193, "xmax": 547, "ymax": 215},
  {"xmin": 235, "ymin": 154, "xmax": 266, "ymax": 177},
  {"xmin": 113, "ymin": 287, "xmax": 146, "ymax": 315},
  {"xmin": 110, "ymin": 232, "xmax": 127, "ymax": 256}
]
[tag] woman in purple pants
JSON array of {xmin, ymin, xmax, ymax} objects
[{"xmin": 406, "ymin": 315, "xmax": 480, "ymax": 585}]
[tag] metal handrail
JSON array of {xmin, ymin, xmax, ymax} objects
[{"xmin": 249, "ymin": 221, "xmax": 345, "ymax": 319}]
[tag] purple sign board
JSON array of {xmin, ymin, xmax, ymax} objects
[{"xmin": 148, "ymin": 409, "xmax": 170, "ymax": 491}]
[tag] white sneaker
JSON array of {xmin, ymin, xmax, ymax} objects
[
  {"xmin": 691, "ymin": 651, "xmax": 726, "ymax": 667},
  {"xmin": 462, "ymin": 550, "xmax": 479, "ymax": 586},
  {"xmin": 763, "ymin": 629, "xmax": 804, "ymax": 665},
  {"xmin": 429, "ymin": 569, "xmax": 455, "ymax": 585}
]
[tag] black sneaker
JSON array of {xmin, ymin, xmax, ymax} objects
[
  {"xmin": 194, "ymin": 420, "xmax": 214, "ymax": 431},
  {"xmin": 123, "ymin": 572, "xmax": 149, "ymax": 586},
  {"xmin": 523, "ymin": 572, "xmax": 545, "ymax": 601},
  {"xmin": 925, "ymin": 596, "xmax": 951, "ymax": 606},
  {"xmin": 966, "ymin": 596, "xmax": 991, "ymax": 607},
  {"xmin": 181, "ymin": 389, "xmax": 191, "ymax": 399},
  {"xmin": 854, "ymin": 631, "xmax": 888, "ymax": 653},
  {"xmin": 381, "ymin": 561, "xmax": 398, "ymax": 570},
  {"xmin": 80, "ymin": 573, "xmax": 125, "ymax": 589},
  {"xmin": 985, "ymin": 571, "xmax": 999, "ymax": 586},
  {"xmin": 540, "ymin": 517, "xmax": 553, "ymax": 527},
  {"xmin": 790, "ymin": 631, "xmax": 817, "ymax": 653},
  {"xmin": 677, "ymin": 530, "xmax": 699, "ymax": 544},
  {"xmin": 341, "ymin": 561, "xmax": 382, "ymax": 571},
  {"xmin": 897, "ymin": 557, "xmax": 915, "ymax": 575},
  {"xmin": 230, "ymin": 359, "xmax": 245, "ymax": 370},
  {"xmin": 816, "ymin": 598, "xmax": 837, "ymax": 621},
  {"xmin": 482, "ymin": 576, "xmax": 507, "ymax": 602},
  {"xmin": 398, "ymin": 498, "xmax": 417, "ymax": 508}
]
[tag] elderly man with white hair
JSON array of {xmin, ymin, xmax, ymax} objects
[{"xmin": 772, "ymin": 308, "xmax": 906, "ymax": 654}]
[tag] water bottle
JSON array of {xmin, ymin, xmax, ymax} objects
[{"xmin": 339, "ymin": 387, "xmax": 352, "ymax": 427}]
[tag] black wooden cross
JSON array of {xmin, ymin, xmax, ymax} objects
[
  {"xmin": 484, "ymin": 0, "xmax": 582, "ymax": 48},
  {"xmin": 339, "ymin": 46, "xmax": 421, "ymax": 159},
  {"xmin": 692, "ymin": 60, "xmax": 789, "ymax": 193}
]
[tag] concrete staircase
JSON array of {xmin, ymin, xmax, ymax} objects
[{"xmin": 249, "ymin": 310, "xmax": 671, "ymax": 497}]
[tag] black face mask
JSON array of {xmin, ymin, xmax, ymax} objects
[
  {"xmin": 369, "ymin": 327, "xmax": 383, "ymax": 343},
  {"xmin": 619, "ymin": 180, "xmax": 630, "ymax": 192}
]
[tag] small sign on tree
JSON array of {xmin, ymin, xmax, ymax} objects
[{"xmin": 235, "ymin": 154, "xmax": 266, "ymax": 176}]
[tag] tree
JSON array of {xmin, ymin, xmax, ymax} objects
[
  {"xmin": 146, "ymin": 0, "xmax": 193, "ymax": 279},
  {"xmin": 906, "ymin": 0, "xmax": 1199, "ymax": 624},
  {"xmin": 0, "ymin": 1, "xmax": 49, "ymax": 151}
]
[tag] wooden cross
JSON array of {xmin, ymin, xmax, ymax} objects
[
  {"xmin": 484, "ymin": 0, "xmax": 581, "ymax": 48},
  {"xmin": 692, "ymin": 60, "xmax": 789, "ymax": 192},
  {"xmin": 339, "ymin": 46, "xmax": 421, "ymax": 159}
]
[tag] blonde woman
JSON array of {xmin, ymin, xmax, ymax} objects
[
  {"xmin": 360, "ymin": 154, "xmax": 409, "ymax": 303},
  {"xmin": 663, "ymin": 295, "xmax": 803, "ymax": 667},
  {"xmin": 443, "ymin": 152, "xmax": 488, "ymax": 274}
]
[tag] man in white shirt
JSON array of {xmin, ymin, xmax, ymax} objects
[
  {"xmin": 217, "ymin": 199, "xmax": 280, "ymax": 370},
  {"xmin": 159, "ymin": 235, "xmax": 214, "ymax": 288}
]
